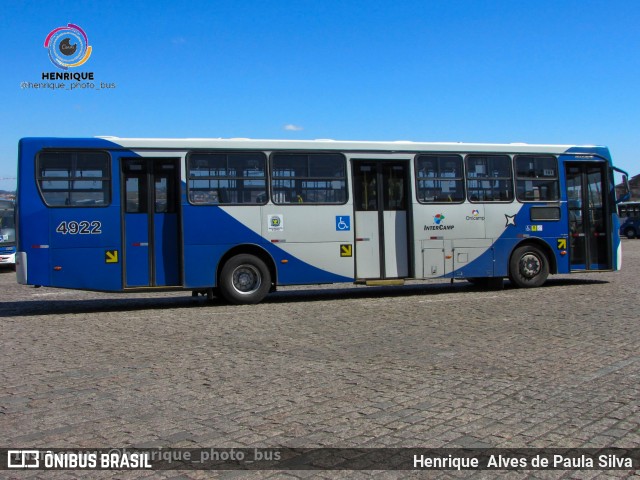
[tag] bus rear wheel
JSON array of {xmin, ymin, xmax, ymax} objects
[
  {"xmin": 624, "ymin": 227, "xmax": 636, "ymax": 239},
  {"xmin": 509, "ymin": 245, "xmax": 549, "ymax": 288},
  {"xmin": 219, "ymin": 254, "xmax": 271, "ymax": 304}
]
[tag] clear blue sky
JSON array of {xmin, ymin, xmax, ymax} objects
[{"xmin": 1, "ymin": 0, "xmax": 639, "ymax": 191}]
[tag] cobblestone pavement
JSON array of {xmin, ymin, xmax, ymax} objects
[{"xmin": 1, "ymin": 241, "xmax": 639, "ymax": 479}]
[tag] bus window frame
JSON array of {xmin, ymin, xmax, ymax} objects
[
  {"xmin": 514, "ymin": 154, "xmax": 560, "ymax": 203},
  {"xmin": 35, "ymin": 149, "xmax": 112, "ymax": 208},
  {"xmin": 186, "ymin": 150, "xmax": 269, "ymax": 206},
  {"xmin": 269, "ymin": 151, "xmax": 348, "ymax": 206},
  {"xmin": 465, "ymin": 154, "xmax": 514, "ymax": 204},
  {"xmin": 414, "ymin": 153, "xmax": 465, "ymax": 204}
]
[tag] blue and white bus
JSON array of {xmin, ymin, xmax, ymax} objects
[
  {"xmin": 0, "ymin": 199, "xmax": 16, "ymax": 269},
  {"xmin": 617, "ymin": 201, "xmax": 640, "ymax": 239},
  {"xmin": 16, "ymin": 137, "xmax": 629, "ymax": 304}
]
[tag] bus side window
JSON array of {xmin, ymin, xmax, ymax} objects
[
  {"xmin": 37, "ymin": 150, "xmax": 111, "ymax": 207},
  {"xmin": 415, "ymin": 154, "xmax": 464, "ymax": 204},
  {"xmin": 271, "ymin": 153, "xmax": 347, "ymax": 205},
  {"xmin": 515, "ymin": 155, "xmax": 559, "ymax": 202},
  {"xmin": 187, "ymin": 151, "xmax": 268, "ymax": 205}
]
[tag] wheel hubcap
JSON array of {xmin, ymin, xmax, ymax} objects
[
  {"xmin": 232, "ymin": 265, "xmax": 261, "ymax": 295},
  {"xmin": 520, "ymin": 253, "xmax": 541, "ymax": 278}
]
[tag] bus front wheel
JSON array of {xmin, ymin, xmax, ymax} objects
[
  {"xmin": 624, "ymin": 227, "xmax": 636, "ymax": 239},
  {"xmin": 509, "ymin": 245, "xmax": 549, "ymax": 288},
  {"xmin": 219, "ymin": 254, "xmax": 271, "ymax": 304}
]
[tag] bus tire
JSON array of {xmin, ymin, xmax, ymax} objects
[
  {"xmin": 219, "ymin": 254, "xmax": 271, "ymax": 304},
  {"xmin": 509, "ymin": 245, "xmax": 549, "ymax": 288},
  {"xmin": 625, "ymin": 227, "xmax": 636, "ymax": 239}
]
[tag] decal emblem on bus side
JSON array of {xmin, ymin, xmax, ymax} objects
[
  {"xmin": 505, "ymin": 214, "xmax": 517, "ymax": 227},
  {"xmin": 424, "ymin": 214, "xmax": 454, "ymax": 231},
  {"xmin": 268, "ymin": 215, "xmax": 284, "ymax": 232},
  {"xmin": 466, "ymin": 209, "xmax": 485, "ymax": 221},
  {"xmin": 105, "ymin": 250, "xmax": 118, "ymax": 263},
  {"xmin": 336, "ymin": 216, "xmax": 350, "ymax": 231}
]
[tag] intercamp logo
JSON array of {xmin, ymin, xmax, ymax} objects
[{"xmin": 424, "ymin": 213, "xmax": 454, "ymax": 231}]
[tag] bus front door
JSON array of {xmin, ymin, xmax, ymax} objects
[
  {"xmin": 353, "ymin": 160, "xmax": 411, "ymax": 279},
  {"xmin": 565, "ymin": 162, "xmax": 611, "ymax": 271},
  {"xmin": 122, "ymin": 158, "xmax": 182, "ymax": 287}
]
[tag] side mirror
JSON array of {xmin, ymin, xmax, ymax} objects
[{"xmin": 613, "ymin": 167, "xmax": 631, "ymax": 204}]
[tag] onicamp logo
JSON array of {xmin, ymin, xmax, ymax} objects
[
  {"xmin": 466, "ymin": 209, "xmax": 485, "ymax": 221},
  {"xmin": 44, "ymin": 24, "xmax": 92, "ymax": 70}
]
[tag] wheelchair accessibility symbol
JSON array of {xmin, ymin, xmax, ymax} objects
[{"xmin": 336, "ymin": 216, "xmax": 350, "ymax": 231}]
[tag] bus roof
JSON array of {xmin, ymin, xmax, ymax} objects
[{"xmin": 20, "ymin": 137, "xmax": 612, "ymax": 159}]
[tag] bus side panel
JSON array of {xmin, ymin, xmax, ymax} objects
[
  {"xmin": 182, "ymin": 205, "xmax": 261, "ymax": 288},
  {"xmin": 18, "ymin": 138, "xmax": 125, "ymax": 289},
  {"xmin": 183, "ymin": 244, "xmax": 225, "ymax": 288},
  {"xmin": 442, "ymin": 202, "xmax": 567, "ymax": 279},
  {"xmin": 260, "ymin": 204, "xmax": 355, "ymax": 282},
  {"xmin": 489, "ymin": 203, "xmax": 568, "ymax": 276},
  {"xmin": 48, "ymin": 207, "xmax": 122, "ymax": 290},
  {"xmin": 17, "ymin": 207, "xmax": 52, "ymax": 286},
  {"xmin": 413, "ymin": 202, "xmax": 491, "ymax": 279},
  {"xmin": 181, "ymin": 205, "xmax": 353, "ymax": 288},
  {"xmin": 450, "ymin": 238, "xmax": 494, "ymax": 278},
  {"xmin": 17, "ymin": 139, "xmax": 51, "ymax": 286}
]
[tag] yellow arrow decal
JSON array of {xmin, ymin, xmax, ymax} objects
[
  {"xmin": 557, "ymin": 238, "xmax": 567, "ymax": 250},
  {"xmin": 105, "ymin": 250, "xmax": 119, "ymax": 263}
]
